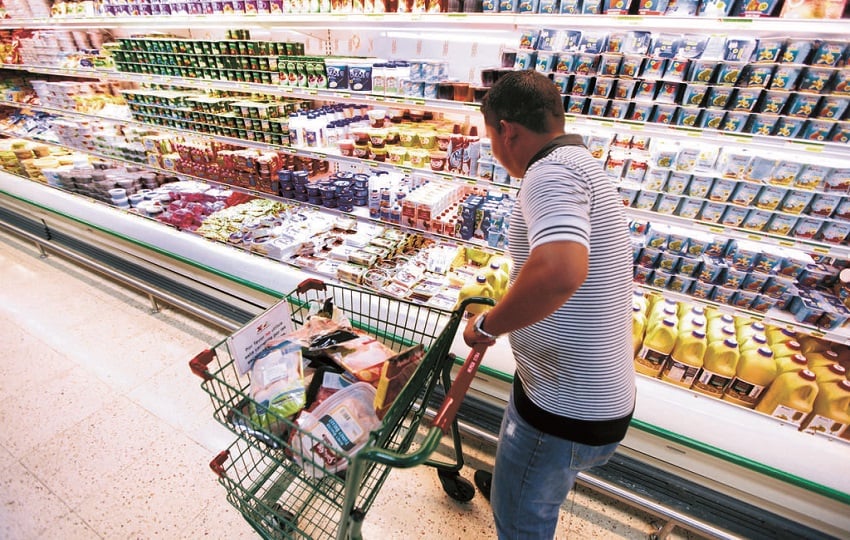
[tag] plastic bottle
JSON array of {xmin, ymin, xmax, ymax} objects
[
  {"xmin": 801, "ymin": 379, "xmax": 850, "ymax": 438},
  {"xmin": 633, "ymin": 304, "xmax": 647, "ymax": 356},
  {"xmin": 810, "ymin": 363, "xmax": 848, "ymax": 385},
  {"xmin": 456, "ymin": 274, "xmax": 494, "ymax": 315},
  {"xmin": 693, "ymin": 338, "xmax": 739, "ymax": 397},
  {"xmin": 635, "ymin": 317, "xmax": 677, "ymax": 377},
  {"xmin": 739, "ymin": 333, "xmax": 768, "ymax": 354},
  {"xmin": 483, "ymin": 259, "xmax": 510, "ymax": 300},
  {"xmin": 723, "ymin": 346, "xmax": 777, "ymax": 408},
  {"xmin": 647, "ymin": 303, "xmax": 679, "ymax": 330},
  {"xmin": 766, "ymin": 325, "xmax": 797, "ymax": 345},
  {"xmin": 736, "ymin": 320, "xmax": 766, "ymax": 346},
  {"xmin": 706, "ymin": 312, "xmax": 734, "ymax": 337},
  {"xmin": 755, "ymin": 369, "xmax": 819, "ymax": 426},
  {"xmin": 679, "ymin": 315, "xmax": 706, "ymax": 336},
  {"xmin": 775, "ymin": 353, "xmax": 809, "ymax": 375},
  {"xmin": 772, "ymin": 339, "xmax": 802, "ymax": 361},
  {"xmin": 661, "ymin": 330, "xmax": 707, "ymax": 388},
  {"xmin": 806, "ymin": 349, "xmax": 841, "ymax": 369},
  {"xmin": 633, "ymin": 290, "xmax": 649, "ymax": 314},
  {"xmin": 797, "ymin": 335, "xmax": 830, "ymax": 357}
]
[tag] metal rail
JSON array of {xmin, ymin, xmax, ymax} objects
[{"xmin": 0, "ymin": 219, "xmax": 242, "ymax": 333}]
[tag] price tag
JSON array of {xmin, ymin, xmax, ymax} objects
[
  {"xmin": 809, "ymin": 330, "xmax": 826, "ymax": 339},
  {"xmin": 746, "ymin": 234, "xmax": 763, "ymax": 241},
  {"xmin": 812, "ymin": 246, "xmax": 829, "ymax": 254},
  {"xmin": 778, "ymin": 239, "xmax": 795, "ymax": 247}
]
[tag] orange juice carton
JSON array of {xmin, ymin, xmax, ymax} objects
[
  {"xmin": 687, "ymin": 174, "xmax": 715, "ymax": 198},
  {"xmin": 795, "ymin": 164, "xmax": 832, "ymax": 192},
  {"xmin": 720, "ymin": 205, "xmax": 749, "ymax": 227},
  {"xmin": 790, "ymin": 216, "xmax": 823, "ymax": 239},
  {"xmin": 821, "ymin": 220, "xmax": 850, "ymax": 245},
  {"xmin": 677, "ymin": 197, "xmax": 705, "ymax": 220},
  {"xmin": 824, "ymin": 167, "xmax": 850, "ymax": 192}
]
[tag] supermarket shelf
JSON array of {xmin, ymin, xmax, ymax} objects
[
  {"xmin": 0, "ymin": 128, "xmax": 508, "ymax": 255},
  {"xmin": 638, "ymin": 282, "xmax": 850, "ymax": 345},
  {"xmin": 0, "ymin": 99, "xmax": 509, "ymax": 193},
  {"xmin": 627, "ymin": 206, "xmax": 850, "ymax": 260},
  {"xmin": 1, "ymin": 13, "xmax": 849, "ymax": 36},
  {"xmin": 3, "ymin": 63, "xmax": 849, "ymax": 163}
]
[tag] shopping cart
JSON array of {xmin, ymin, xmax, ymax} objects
[{"xmin": 190, "ymin": 278, "xmax": 493, "ymax": 540}]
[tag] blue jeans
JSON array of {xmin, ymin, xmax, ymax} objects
[{"xmin": 491, "ymin": 388, "xmax": 620, "ymax": 539}]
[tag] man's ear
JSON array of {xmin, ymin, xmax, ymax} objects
[{"xmin": 500, "ymin": 120, "xmax": 518, "ymax": 143}]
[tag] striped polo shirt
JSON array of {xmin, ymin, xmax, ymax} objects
[{"xmin": 507, "ymin": 139, "xmax": 636, "ymax": 445}]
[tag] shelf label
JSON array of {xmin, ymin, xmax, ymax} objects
[
  {"xmin": 789, "ymin": 140, "xmax": 825, "ymax": 153},
  {"xmin": 809, "ymin": 330, "xmax": 826, "ymax": 339},
  {"xmin": 778, "ymin": 239, "xmax": 795, "ymax": 247},
  {"xmin": 746, "ymin": 234, "xmax": 763, "ymax": 241},
  {"xmin": 812, "ymin": 246, "xmax": 830, "ymax": 254}
]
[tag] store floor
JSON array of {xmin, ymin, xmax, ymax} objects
[{"xmin": 0, "ymin": 229, "xmax": 701, "ymax": 540}]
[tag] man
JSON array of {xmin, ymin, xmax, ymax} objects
[{"xmin": 462, "ymin": 70, "xmax": 636, "ymax": 539}]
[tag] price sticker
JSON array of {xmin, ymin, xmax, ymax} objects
[{"xmin": 812, "ymin": 246, "xmax": 829, "ymax": 254}]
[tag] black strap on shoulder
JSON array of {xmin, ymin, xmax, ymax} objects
[{"xmin": 524, "ymin": 133, "xmax": 586, "ymax": 174}]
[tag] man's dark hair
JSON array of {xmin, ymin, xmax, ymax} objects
[{"xmin": 480, "ymin": 70, "xmax": 565, "ymax": 134}]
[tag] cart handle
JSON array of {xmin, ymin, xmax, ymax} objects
[
  {"xmin": 209, "ymin": 450, "xmax": 229, "ymax": 478},
  {"xmin": 296, "ymin": 278, "xmax": 327, "ymax": 294},
  {"xmin": 189, "ymin": 349, "xmax": 217, "ymax": 381}
]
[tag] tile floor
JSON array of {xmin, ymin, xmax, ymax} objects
[{"xmin": 0, "ymin": 228, "xmax": 698, "ymax": 540}]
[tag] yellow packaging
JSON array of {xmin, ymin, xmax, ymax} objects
[
  {"xmin": 766, "ymin": 325, "xmax": 797, "ymax": 345},
  {"xmin": 679, "ymin": 315, "xmax": 707, "ymax": 336},
  {"xmin": 633, "ymin": 290, "xmax": 649, "ymax": 314},
  {"xmin": 797, "ymin": 335, "xmax": 830, "ymax": 356},
  {"xmin": 772, "ymin": 339, "xmax": 802, "ymax": 358},
  {"xmin": 661, "ymin": 330, "xmax": 707, "ymax": 387},
  {"xmin": 807, "ymin": 350, "xmax": 841, "ymax": 369},
  {"xmin": 723, "ymin": 346, "xmax": 776, "ymax": 408},
  {"xmin": 801, "ymin": 380, "xmax": 850, "ymax": 439},
  {"xmin": 755, "ymin": 369, "xmax": 819, "ymax": 426},
  {"xmin": 736, "ymin": 320, "xmax": 766, "ymax": 345},
  {"xmin": 739, "ymin": 333, "xmax": 768, "ymax": 353},
  {"xmin": 811, "ymin": 363, "xmax": 848, "ymax": 385},
  {"xmin": 693, "ymin": 338, "xmax": 739, "ymax": 397},
  {"xmin": 455, "ymin": 275, "xmax": 494, "ymax": 315},
  {"xmin": 633, "ymin": 304, "xmax": 647, "ymax": 356},
  {"xmin": 635, "ymin": 317, "xmax": 677, "ymax": 377},
  {"xmin": 647, "ymin": 299, "xmax": 678, "ymax": 329},
  {"xmin": 775, "ymin": 353, "xmax": 809, "ymax": 375},
  {"xmin": 483, "ymin": 258, "xmax": 510, "ymax": 300}
]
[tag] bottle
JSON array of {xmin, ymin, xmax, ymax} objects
[
  {"xmin": 771, "ymin": 339, "xmax": 802, "ymax": 361},
  {"xmin": 679, "ymin": 315, "xmax": 706, "ymax": 335},
  {"xmin": 633, "ymin": 304, "xmax": 647, "ymax": 356},
  {"xmin": 723, "ymin": 346, "xmax": 777, "ymax": 408},
  {"xmin": 797, "ymin": 335, "xmax": 830, "ymax": 356},
  {"xmin": 775, "ymin": 353, "xmax": 809, "ymax": 375},
  {"xmin": 635, "ymin": 317, "xmax": 677, "ymax": 377},
  {"xmin": 483, "ymin": 258, "xmax": 510, "ymax": 299},
  {"xmin": 661, "ymin": 330, "xmax": 707, "ymax": 388},
  {"xmin": 693, "ymin": 338, "xmax": 739, "ymax": 397},
  {"xmin": 647, "ymin": 301, "xmax": 678, "ymax": 329},
  {"xmin": 739, "ymin": 332, "xmax": 768, "ymax": 354},
  {"xmin": 766, "ymin": 325, "xmax": 797, "ymax": 345},
  {"xmin": 810, "ymin": 363, "xmax": 847, "ymax": 385},
  {"xmin": 707, "ymin": 324, "xmax": 737, "ymax": 345},
  {"xmin": 706, "ymin": 313, "xmax": 735, "ymax": 340},
  {"xmin": 736, "ymin": 320, "xmax": 766, "ymax": 346},
  {"xmin": 633, "ymin": 290, "xmax": 649, "ymax": 314},
  {"xmin": 456, "ymin": 274, "xmax": 494, "ymax": 315},
  {"xmin": 755, "ymin": 369, "xmax": 819, "ymax": 427},
  {"xmin": 800, "ymin": 380, "xmax": 850, "ymax": 438},
  {"xmin": 806, "ymin": 349, "xmax": 841, "ymax": 369}
]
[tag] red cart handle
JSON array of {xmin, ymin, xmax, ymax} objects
[
  {"xmin": 189, "ymin": 349, "xmax": 217, "ymax": 381},
  {"xmin": 296, "ymin": 278, "xmax": 327, "ymax": 294},
  {"xmin": 209, "ymin": 450, "xmax": 229, "ymax": 478},
  {"xmin": 431, "ymin": 344, "xmax": 489, "ymax": 434}
]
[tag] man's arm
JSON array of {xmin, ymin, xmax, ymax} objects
[{"xmin": 463, "ymin": 240, "xmax": 588, "ymax": 345}]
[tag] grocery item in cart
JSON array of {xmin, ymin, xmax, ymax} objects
[
  {"xmin": 374, "ymin": 345, "xmax": 425, "ymax": 419},
  {"xmin": 292, "ymin": 382, "xmax": 381, "ymax": 478},
  {"xmin": 249, "ymin": 340, "xmax": 307, "ymax": 428}
]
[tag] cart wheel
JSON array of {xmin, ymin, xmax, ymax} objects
[
  {"xmin": 438, "ymin": 470, "xmax": 475, "ymax": 502},
  {"xmin": 269, "ymin": 504, "xmax": 297, "ymax": 535}
]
